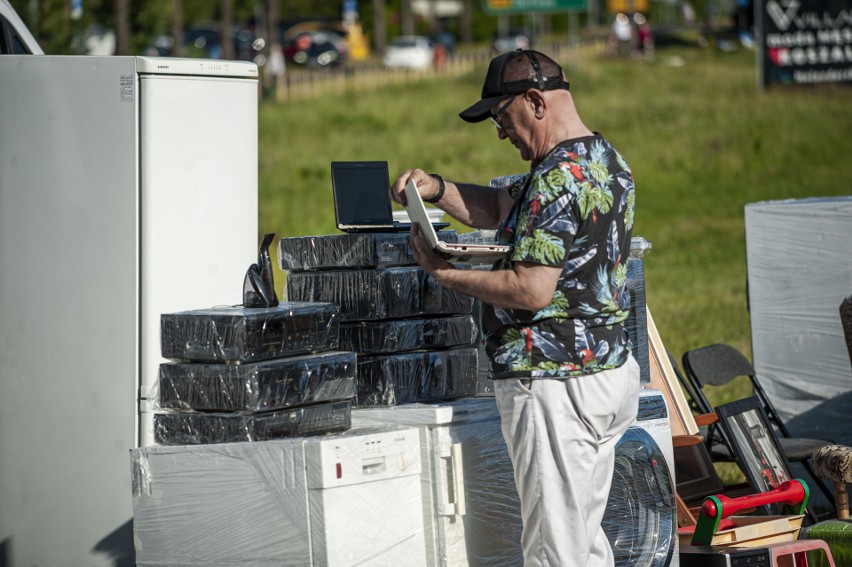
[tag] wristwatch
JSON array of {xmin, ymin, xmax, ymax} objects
[{"xmin": 424, "ymin": 173, "xmax": 445, "ymax": 203}]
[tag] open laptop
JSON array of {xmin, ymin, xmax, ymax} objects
[
  {"xmin": 404, "ymin": 179, "xmax": 512, "ymax": 264},
  {"xmin": 332, "ymin": 161, "xmax": 449, "ymax": 233}
]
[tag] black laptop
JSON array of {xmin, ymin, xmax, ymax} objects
[{"xmin": 331, "ymin": 161, "xmax": 448, "ymax": 233}]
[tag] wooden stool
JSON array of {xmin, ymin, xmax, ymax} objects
[
  {"xmin": 811, "ymin": 445, "xmax": 852, "ymax": 520},
  {"xmin": 763, "ymin": 539, "xmax": 836, "ymax": 567}
]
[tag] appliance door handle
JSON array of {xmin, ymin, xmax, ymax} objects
[
  {"xmin": 451, "ymin": 443, "xmax": 466, "ymax": 517},
  {"xmin": 438, "ymin": 442, "xmax": 467, "ymax": 517}
]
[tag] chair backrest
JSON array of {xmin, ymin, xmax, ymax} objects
[
  {"xmin": 683, "ymin": 343, "xmax": 794, "ymax": 439},
  {"xmin": 682, "ymin": 343, "xmax": 756, "ymax": 388}
]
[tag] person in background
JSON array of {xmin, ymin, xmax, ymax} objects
[
  {"xmin": 633, "ymin": 13, "xmax": 654, "ymax": 59},
  {"xmin": 609, "ymin": 12, "xmax": 633, "ymax": 56},
  {"xmin": 391, "ymin": 49, "xmax": 640, "ymax": 567}
]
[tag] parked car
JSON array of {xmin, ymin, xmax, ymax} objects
[
  {"xmin": 283, "ymin": 30, "xmax": 347, "ymax": 69},
  {"xmin": 0, "ymin": 0, "xmax": 42, "ymax": 54},
  {"xmin": 182, "ymin": 23, "xmax": 265, "ymax": 64},
  {"xmin": 383, "ymin": 35, "xmax": 433, "ymax": 70}
]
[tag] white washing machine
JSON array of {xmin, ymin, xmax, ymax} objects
[{"xmin": 602, "ymin": 387, "xmax": 679, "ymax": 567}]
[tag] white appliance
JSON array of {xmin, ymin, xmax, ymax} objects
[
  {"xmin": 0, "ymin": 56, "xmax": 258, "ymax": 566},
  {"xmin": 603, "ymin": 388, "xmax": 679, "ymax": 567},
  {"xmin": 351, "ymin": 397, "xmax": 524, "ymax": 566},
  {"xmin": 130, "ymin": 426, "xmax": 427, "ymax": 566},
  {"xmin": 352, "ymin": 393, "xmax": 679, "ymax": 567}
]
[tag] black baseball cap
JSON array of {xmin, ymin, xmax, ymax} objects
[{"xmin": 459, "ymin": 49, "xmax": 570, "ymax": 123}]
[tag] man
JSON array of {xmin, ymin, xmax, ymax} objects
[{"xmin": 391, "ymin": 49, "xmax": 640, "ymax": 567}]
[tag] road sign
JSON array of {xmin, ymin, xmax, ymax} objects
[
  {"xmin": 758, "ymin": 0, "xmax": 852, "ymax": 87},
  {"xmin": 483, "ymin": 0, "xmax": 588, "ymax": 14}
]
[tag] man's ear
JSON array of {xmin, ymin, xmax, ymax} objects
[{"xmin": 526, "ymin": 89, "xmax": 546, "ymax": 119}]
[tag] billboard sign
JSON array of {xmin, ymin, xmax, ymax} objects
[
  {"xmin": 759, "ymin": 0, "xmax": 852, "ymax": 86},
  {"xmin": 483, "ymin": 0, "xmax": 588, "ymax": 14}
]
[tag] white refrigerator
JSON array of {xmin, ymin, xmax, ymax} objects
[{"xmin": 0, "ymin": 56, "xmax": 258, "ymax": 566}]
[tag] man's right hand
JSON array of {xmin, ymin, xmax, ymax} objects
[{"xmin": 390, "ymin": 168, "xmax": 440, "ymax": 206}]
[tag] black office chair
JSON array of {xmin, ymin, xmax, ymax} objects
[{"xmin": 681, "ymin": 343, "xmax": 836, "ymax": 515}]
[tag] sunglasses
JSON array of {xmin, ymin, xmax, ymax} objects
[{"xmin": 489, "ymin": 95, "xmax": 517, "ymax": 131}]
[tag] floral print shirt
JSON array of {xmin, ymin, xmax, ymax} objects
[{"xmin": 483, "ymin": 133, "xmax": 635, "ymax": 378}]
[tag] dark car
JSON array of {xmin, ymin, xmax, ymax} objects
[
  {"xmin": 182, "ymin": 23, "xmax": 265, "ymax": 63},
  {"xmin": 283, "ymin": 30, "xmax": 347, "ymax": 69}
]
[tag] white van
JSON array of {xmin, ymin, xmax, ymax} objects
[{"xmin": 0, "ymin": 0, "xmax": 43, "ymax": 54}]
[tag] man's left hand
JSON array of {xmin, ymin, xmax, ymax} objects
[{"xmin": 410, "ymin": 223, "xmax": 454, "ymax": 277}]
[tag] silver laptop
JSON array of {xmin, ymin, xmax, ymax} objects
[
  {"xmin": 331, "ymin": 161, "xmax": 449, "ymax": 233},
  {"xmin": 404, "ymin": 179, "xmax": 512, "ymax": 264}
]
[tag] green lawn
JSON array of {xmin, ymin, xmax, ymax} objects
[{"xmin": 258, "ymin": 42, "xmax": 852, "ymax": 412}]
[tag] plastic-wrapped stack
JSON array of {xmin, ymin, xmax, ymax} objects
[
  {"xmin": 280, "ymin": 232, "xmax": 480, "ymax": 406},
  {"xmin": 154, "ymin": 302, "xmax": 357, "ymax": 444},
  {"xmin": 627, "ymin": 236, "xmax": 652, "ymax": 385}
]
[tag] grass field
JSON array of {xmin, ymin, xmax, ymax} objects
[{"xmin": 258, "ymin": 41, "xmax": 852, "ymax": 412}]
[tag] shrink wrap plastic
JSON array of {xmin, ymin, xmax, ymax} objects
[
  {"xmin": 285, "ymin": 267, "xmax": 474, "ymax": 321},
  {"xmin": 160, "ymin": 302, "xmax": 340, "ymax": 363},
  {"xmin": 456, "ymin": 229, "xmax": 498, "ymax": 245},
  {"xmin": 157, "ymin": 351, "xmax": 357, "ymax": 412},
  {"xmin": 339, "ymin": 315, "xmax": 478, "ymax": 355},
  {"xmin": 356, "ymin": 347, "xmax": 479, "ymax": 406},
  {"xmin": 603, "ymin": 427, "xmax": 677, "ymax": 567},
  {"xmin": 278, "ymin": 231, "xmax": 458, "ymax": 272},
  {"xmin": 132, "ymin": 426, "xmax": 425, "ymax": 566},
  {"xmin": 625, "ymin": 236, "xmax": 651, "ymax": 385},
  {"xmin": 745, "ymin": 197, "xmax": 852, "ymax": 445},
  {"xmin": 801, "ymin": 520, "xmax": 852, "ymax": 567},
  {"xmin": 153, "ymin": 400, "xmax": 352, "ymax": 445}
]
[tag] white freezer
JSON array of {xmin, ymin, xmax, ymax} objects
[
  {"xmin": 0, "ymin": 55, "xmax": 258, "ymax": 566},
  {"xmin": 131, "ymin": 426, "xmax": 427, "ymax": 566},
  {"xmin": 351, "ymin": 397, "xmax": 524, "ymax": 566},
  {"xmin": 352, "ymin": 394, "xmax": 680, "ymax": 567}
]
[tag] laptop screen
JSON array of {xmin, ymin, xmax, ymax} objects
[{"xmin": 331, "ymin": 161, "xmax": 393, "ymax": 225}]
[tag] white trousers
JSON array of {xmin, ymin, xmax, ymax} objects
[{"xmin": 494, "ymin": 356, "xmax": 640, "ymax": 567}]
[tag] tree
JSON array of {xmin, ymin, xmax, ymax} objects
[
  {"xmin": 115, "ymin": 0, "xmax": 129, "ymax": 54},
  {"xmin": 170, "ymin": 0, "xmax": 183, "ymax": 56},
  {"xmin": 372, "ymin": 0, "xmax": 385, "ymax": 53},
  {"xmin": 219, "ymin": 0, "xmax": 233, "ymax": 60}
]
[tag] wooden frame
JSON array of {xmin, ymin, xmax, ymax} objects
[{"xmin": 646, "ymin": 307, "xmax": 698, "ymax": 436}]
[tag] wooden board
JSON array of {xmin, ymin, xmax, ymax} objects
[
  {"xmin": 678, "ymin": 515, "xmax": 803, "ymax": 548},
  {"xmin": 646, "ymin": 306, "xmax": 699, "ymax": 437}
]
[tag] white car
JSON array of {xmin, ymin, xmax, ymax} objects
[
  {"xmin": 383, "ymin": 35, "xmax": 433, "ymax": 70},
  {"xmin": 0, "ymin": 0, "xmax": 42, "ymax": 54}
]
